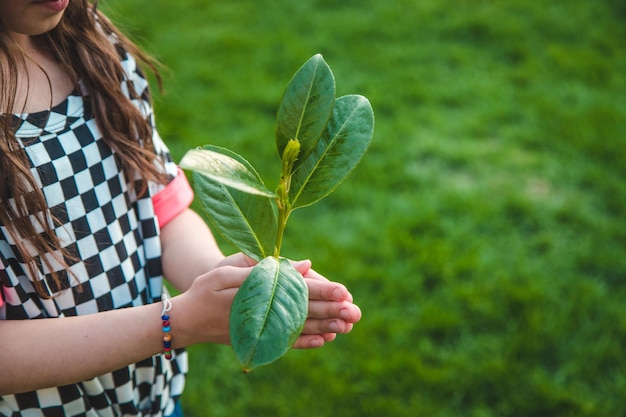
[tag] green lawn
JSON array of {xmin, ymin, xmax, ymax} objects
[{"xmin": 102, "ymin": 1, "xmax": 626, "ymax": 415}]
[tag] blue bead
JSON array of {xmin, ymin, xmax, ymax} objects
[
  {"xmin": 164, "ymin": 341, "xmax": 172, "ymax": 348},
  {"xmin": 162, "ymin": 326, "xmax": 171, "ymax": 332},
  {"xmin": 162, "ymin": 315, "xmax": 170, "ymax": 321}
]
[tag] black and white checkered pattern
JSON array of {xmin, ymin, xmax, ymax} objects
[{"xmin": 0, "ymin": 44, "xmax": 187, "ymax": 417}]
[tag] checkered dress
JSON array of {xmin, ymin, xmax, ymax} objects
[{"xmin": 0, "ymin": 44, "xmax": 188, "ymax": 416}]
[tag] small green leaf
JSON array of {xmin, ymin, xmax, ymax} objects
[
  {"xmin": 180, "ymin": 146, "xmax": 276, "ymax": 198},
  {"xmin": 289, "ymin": 94, "xmax": 375, "ymax": 209},
  {"xmin": 230, "ymin": 257, "xmax": 309, "ymax": 372},
  {"xmin": 275, "ymin": 54, "xmax": 336, "ymax": 169},
  {"xmin": 193, "ymin": 172, "xmax": 277, "ymax": 261}
]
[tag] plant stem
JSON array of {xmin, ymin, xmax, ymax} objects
[
  {"xmin": 274, "ymin": 173, "xmax": 292, "ymax": 257},
  {"xmin": 274, "ymin": 139, "xmax": 300, "ymax": 257},
  {"xmin": 274, "ymin": 204, "xmax": 290, "ymax": 257}
]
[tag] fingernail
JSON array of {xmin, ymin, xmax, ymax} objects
[
  {"xmin": 310, "ymin": 337, "xmax": 324, "ymax": 348},
  {"xmin": 332, "ymin": 287, "xmax": 345, "ymax": 300}
]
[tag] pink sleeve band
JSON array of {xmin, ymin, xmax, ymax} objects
[{"xmin": 152, "ymin": 168, "xmax": 195, "ymax": 229}]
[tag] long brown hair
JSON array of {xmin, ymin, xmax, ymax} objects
[{"xmin": 0, "ymin": 1, "xmax": 167, "ymax": 297}]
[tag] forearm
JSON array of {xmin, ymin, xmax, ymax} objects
[
  {"xmin": 0, "ymin": 302, "xmax": 170, "ymax": 395},
  {"xmin": 2, "ymin": 210, "xmax": 229, "ymax": 395},
  {"xmin": 0, "ymin": 259, "xmax": 257, "ymax": 395},
  {"xmin": 160, "ymin": 208, "xmax": 225, "ymax": 292}
]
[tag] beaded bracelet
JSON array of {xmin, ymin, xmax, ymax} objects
[{"xmin": 161, "ymin": 293, "xmax": 173, "ymax": 360}]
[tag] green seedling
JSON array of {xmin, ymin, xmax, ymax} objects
[{"xmin": 180, "ymin": 54, "xmax": 374, "ymax": 372}]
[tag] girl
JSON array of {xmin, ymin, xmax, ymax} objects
[{"xmin": 0, "ymin": 1, "xmax": 362, "ymax": 416}]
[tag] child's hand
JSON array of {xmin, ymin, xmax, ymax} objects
[
  {"xmin": 174, "ymin": 262, "xmax": 253, "ymax": 346},
  {"xmin": 291, "ymin": 259, "xmax": 362, "ymax": 349},
  {"xmin": 175, "ymin": 254, "xmax": 361, "ymax": 349}
]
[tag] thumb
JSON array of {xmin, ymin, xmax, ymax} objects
[
  {"xmin": 205, "ymin": 265, "xmax": 252, "ymax": 291},
  {"xmin": 218, "ymin": 252, "xmax": 258, "ymax": 268},
  {"xmin": 291, "ymin": 259, "xmax": 312, "ymax": 275}
]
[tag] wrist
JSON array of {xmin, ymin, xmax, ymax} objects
[
  {"xmin": 160, "ymin": 294, "xmax": 174, "ymax": 359},
  {"xmin": 170, "ymin": 289, "xmax": 232, "ymax": 348},
  {"xmin": 167, "ymin": 292, "xmax": 206, "ymax": 348}
]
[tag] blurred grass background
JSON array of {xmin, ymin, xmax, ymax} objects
[{"xmin": 102, "ymin": 0, "xmax": 626, "ymax": 415}]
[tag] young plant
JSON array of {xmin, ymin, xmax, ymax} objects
[{"xmin": 179, "ymin": 54, "xmax": 374, "ymax": 372}]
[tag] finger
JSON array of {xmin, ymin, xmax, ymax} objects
[
  {"xmin": 208, "ymin": 265, "xmax": 252, "ymax": 291},
  {"xmin": 301, "ymin": 267, "xmax": 329, "ymax": 282},
  {"xmin": 302, "ymin": 318, "xmax": 355, "ymax": 335},
  {"xmin": 290, "ymin": 259, "xmax": 312, "ymax": 276},
  {"xmin": 218, "ymin": 252, "xmax": 258, "ymax": 268},
  {"xmin": 306, "ymin": 279, "xmax": 353, "ymax": 302},
  {"xmin": 307, "ymin": 300, "xmax": 362, "ymax": 324},
  {"xmin": 292, "ymin": 333, "xmax": 337, "ymax": 349}
]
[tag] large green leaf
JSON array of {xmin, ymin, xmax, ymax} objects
[
  {"xmin": 275, "ymin": 54, "xmax": 336, "ymax": 169},
  {"xmin": 230, "ymin": 257, "xmax": 309, "ymax": 372},
  {"xmin": 192, "ymin": 172, "xmax": 277, "ymax": 261},
  {"xmin": 289, "ymin": 94, "xmax": 375, "ymax": 209},
  {"xmin": 183, "ymin": 145, "xmax": 277, "ymax": 260},
  {"xmin": 180, "ymin": 146, "xmax": 276, "ymax": 198}
]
